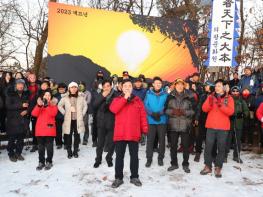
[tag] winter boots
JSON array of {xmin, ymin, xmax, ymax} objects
[
  {"xmin": 214, "ymin": 167, "xmax": 222, "ymax": 178},
  {"xmin": 200, "ymin": 165, "xmax": 212, "ymax": 175},
  {"xmin": 112, "ymin": 179, "xmax": 124, "ymax": 188},
  {"xmin": 194, "ymin": 153, "xmax": 201, "ymax": 162}
]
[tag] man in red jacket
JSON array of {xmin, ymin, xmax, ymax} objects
[
  {"xmin": 200, "ymin": 79, "xmax": 234, "ymax": 178},
  {"xmin": 110, "ymin": 79, "xmax": 148, "ymax": 188}
]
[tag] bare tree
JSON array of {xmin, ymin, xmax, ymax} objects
[{"xmin": 0, "ymin": 1, "xmax": 20, "ymax": 67}]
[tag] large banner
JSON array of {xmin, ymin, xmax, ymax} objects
[
  {"xmin": 205, "ymin": 0, "xmax": 239, "ymax": 67},
  {"xmin": 48, "ymin": 2, "xmax": 198, "ymax": 85}
]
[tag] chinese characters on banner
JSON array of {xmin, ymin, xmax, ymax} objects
[{"xmin": 205, "ymin": 0, "xmax": 239, "ymax": 67}]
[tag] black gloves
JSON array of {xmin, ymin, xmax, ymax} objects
[{"xmin": 151, "ymin": 112, "xmax": 161, "ymax": 122}]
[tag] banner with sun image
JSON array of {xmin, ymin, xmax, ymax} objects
[{"xmin": 47, "ymin": 2, "xmax": 198, "ymax": 85}]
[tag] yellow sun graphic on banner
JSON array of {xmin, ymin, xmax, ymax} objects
[{"xmin": 48, "ymin": 2, "xmax": 197, "ymax": 81}]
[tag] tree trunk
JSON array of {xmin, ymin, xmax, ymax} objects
[{"xmin": 33, "ymin": 0, "xmax": 57, "ymax": 77}]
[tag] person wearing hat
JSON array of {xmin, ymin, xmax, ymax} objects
[
  {"xmin": 58, "ymin": 82, "xmax": 87, "ymax": 159},
  {"xmin": 28, "ymin": 79, "xmax": 51, "ymax": 153},
  {"xmin": 225, "ymin": 86, "xmax": 249, "ymax": 163},
  {"xmin": 110, "ymin": 79, "xmax": 148, "ymax": 188},
  {"xmin": 31, "ymin": 89, "xmax": 58, "ymax": 170},
  {"xmin": 200, "ymin": 79, "xmax": 234, "ymax": 178},
  {"xmin": 122, "ymin": 71, "xmax": 129, "ymax": 80},
  {"xmin": 138, "ymin": 74, "xmax": 148, "ymax": 89},
  {"xmin": 132, "ymin": 78, "xmax": 147, "ymax": 101},
  {"xmin": 165, "ymin": 78, "xmax": 195, "ymax": 173},
  {"xmin": 5, "ymin": 79, "xmax": 30, "ymax": 162},
  {"xmin": 54, "ymin": 83, "xmax": 67, "ymax": 149},
  {"xmin": 92, "ymin": 70, "xmax": 104, "ymax": 94},
  {"xmin": 193, "ymin": 80, "xmax": 215, "ymax": 162},
  {"xmin": 238, "ymin": 66, "xmax": 259, "ymax": 95}
]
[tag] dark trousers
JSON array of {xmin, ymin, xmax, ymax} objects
[
  {"xmin": 226, "ymin": 128, "xmax": 242, "ymax": 159},
  {"xmin": 167, "ymin": 129, "xmax": 171, "ymax": 144},
  {"xmin": 242, "ymin": 118, "xmax": 254, "ymax": 145},
  {"xmin": 153, "ymin": 135, "xmax": 158, "ymax": 149},
  {"xmin": 146, "ymin": 124, "xmax": 166, "ymax": 160},
  {"xmin": 0, "ymin": 108, "xmax": 6, "ymax": 133},
  {"xmin": 204, "ymin": 129, "xmax": 228, "ymax": 168},
  {"xmin": 91, "ymin": 114, "xmax": 98, "ymax": 143},
  {"xmin": 96, "ymin": 127, "xmax": 115, "ymax": 162},
  {"xmin": 83, "ymin": 114, "xmax": 89, "ymax": 142},
  {"xmin": 170, "ymin": 131, "xmax": 189, "ymax": 166},
  {"xmin": 115, "ymin": 141, "xmax": 139, "ymax": 180},
  {"xmin": 195, "ymin": 120, "xmax": 207, "ymax": 153},
  {"xmin": 64, "ymin": 120, "xmax": 80, "ymax": 153},
  {"xmin": 7, "ymin": 133, "xmax": 25, "ymax": 156},
  {"xmin": 31, "ymin": 117, "xmax": 38, "ymax": 146},
  {"xmin": 55, "ymin": 119, "xmax": 63, "ymax": 146},
  {"xmin": 37, "ymin": 137, "xmax": 54, "ymax": 164}
]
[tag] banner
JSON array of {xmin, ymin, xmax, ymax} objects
[
  {"xmin": 205, "ymin": 0, "xmax": 239, "ymax": 67},
  {"xmin": 48, "ymin": 2, "xmax": 198, "ymax": 85}
]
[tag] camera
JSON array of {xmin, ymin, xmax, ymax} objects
[{"xmin": 43, "ymin": 98, "xmax": 48, "ymax": 107}]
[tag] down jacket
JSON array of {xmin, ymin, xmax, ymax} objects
[
  {"xmin": 109, "ymin": 95, "xmax": 148, "ymax": 142},
  {"xmin": 165, "ymin": 90, "xmax": 195, "ymax": 132},
  {"xmin": 31, "ymin": 102, "xmax": 58, "ymax": 137}
]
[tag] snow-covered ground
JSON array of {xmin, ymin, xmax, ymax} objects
[{"xmin": 0, "ymin": 141, "xmax": 263, "ymax": 197}]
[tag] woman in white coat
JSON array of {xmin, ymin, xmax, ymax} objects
[{"xmin": 58, "ymin": 82, "xmax": 87, "ymax": 159}]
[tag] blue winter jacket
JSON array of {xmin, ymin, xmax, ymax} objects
[
  {"xmin": 238, "ymin": 75, "xmax": 259, "ymax": 95},
  {"xmin": 144, "ymin": 88, "xmax": 168, "ymax": 125}
]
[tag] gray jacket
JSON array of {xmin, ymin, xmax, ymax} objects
[{"xmin": 165, "ymin": 90, "xmax": 194, "ymax": 132}]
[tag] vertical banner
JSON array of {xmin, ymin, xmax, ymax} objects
[{"xmin": 205, "ymin": 0, "xmax": 239, "ymax": 67}]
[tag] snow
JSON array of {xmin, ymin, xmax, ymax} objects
[{"xmin": 0, "ymin": 141, "xmax": 263, "ymax": 197}]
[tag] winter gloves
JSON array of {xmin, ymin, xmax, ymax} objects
[
  {"xmin": 172, "ymin": 109, "xmax": 185, "ymax": 117},
  {"xmin": 151, "ymin": 112, "xmax": 161, "ymax": 121}
]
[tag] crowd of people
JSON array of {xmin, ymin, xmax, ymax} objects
[{"xmin": 0, "ymin": 66, "xmax": 263, "ymax": 188}]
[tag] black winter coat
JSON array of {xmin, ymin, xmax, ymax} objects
[
  {"xmin": 5, "ymin": 88, "xmax": 30, "ymax": 135},
  {"xmin": 93, "ymin": 90, "xmax": 118, "ymax": 130}
]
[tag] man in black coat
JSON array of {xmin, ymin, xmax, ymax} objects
[
  {"xmin": 6, "ymin": 79, "xmax": 30, "ymax": 162},
  {"xmin": 93, "ymin": 79, "xmax": 118, "ymax": 168},
  {"xmin": 229, "ymin": 72, "xmax": 240, "ymax": 88},
  {"xmin": 194, "ymin": 81, "xmax": 215, "ymax": 162}
]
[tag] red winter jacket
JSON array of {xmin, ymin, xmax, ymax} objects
[
  {"xmin": 202, "ymin": 93, "xmax": 234, "ymax": 131},
  {"xmin": 31, "ymin": 104, "xmax": 58, "ymax": 137},
  {"xmin": 109, "ymin": 95, "xmax": 148, "ymax": 142},
  {"xmin": 256, "ymin": 103, "xmax": 263, "ymax": 128}
]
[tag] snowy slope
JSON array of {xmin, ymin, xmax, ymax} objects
[{"xmin": 0, "ymin": 142, "xmax": 263, "ymax": 197}]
